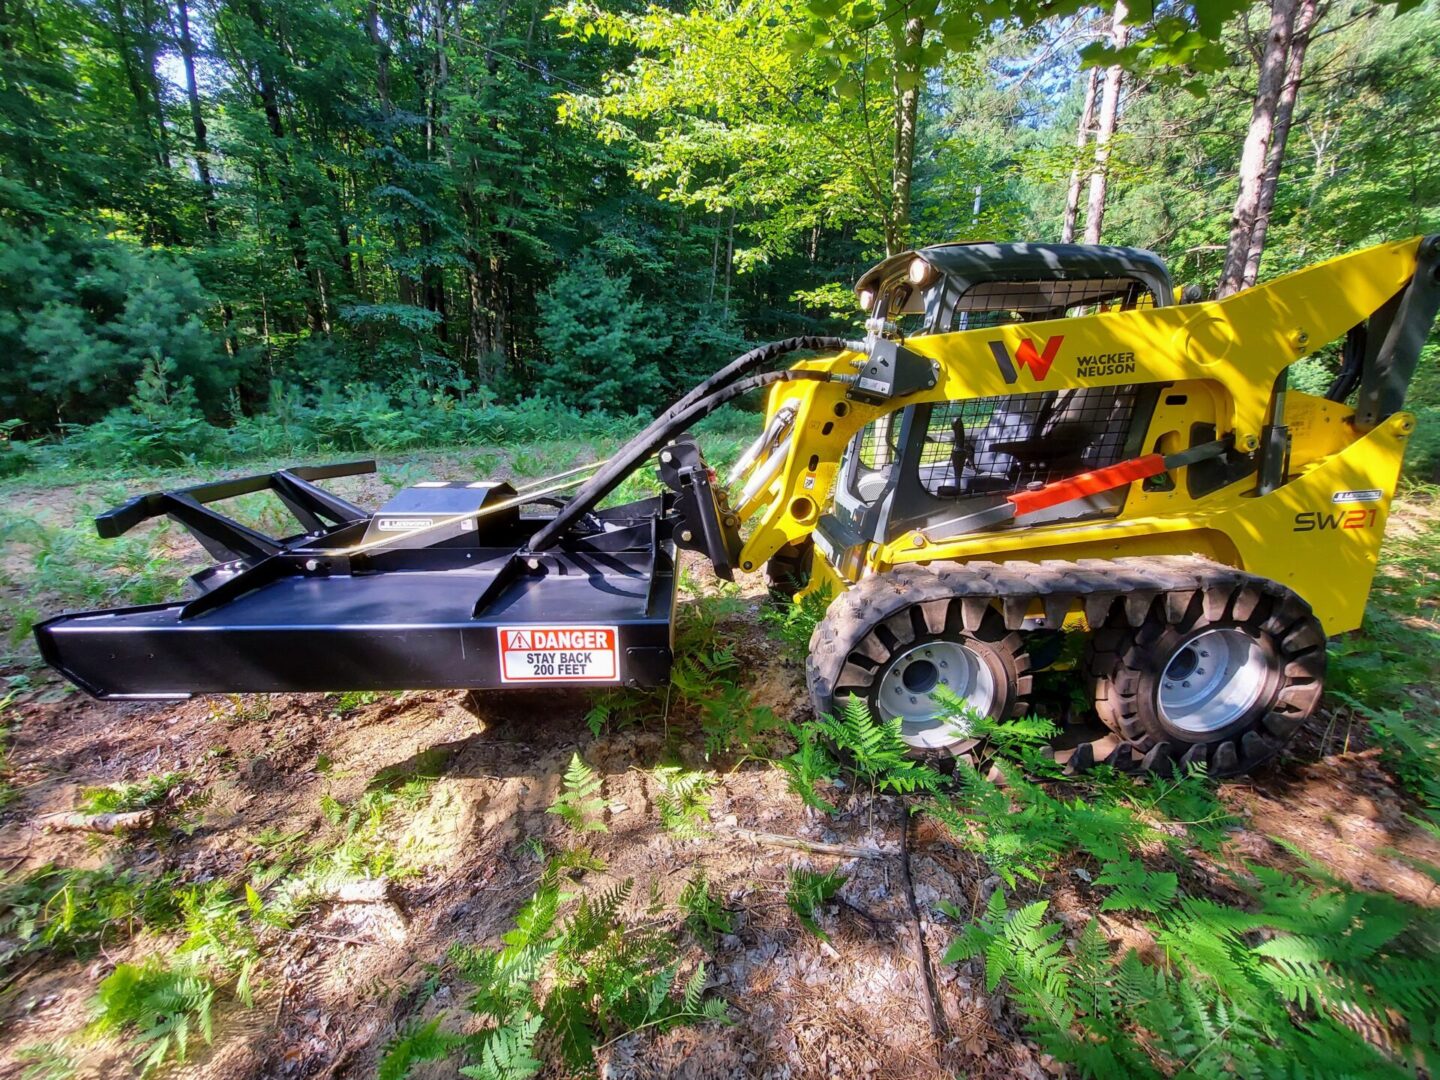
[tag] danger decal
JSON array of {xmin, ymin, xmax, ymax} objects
[{"xmin": 497, "ymin": 626, "xmax": 620, "ymax": 683}]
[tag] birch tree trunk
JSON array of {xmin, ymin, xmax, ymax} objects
[
  {"xmin": 1062, "ymin": 67, "xmax": 1100, "ymax": 243},
  {"xmin": 1218, "ymin": 0, "xmax": 1297, "ymax": 296},
  {"xmin": 1242, "ymin": 0, "xmax": 1318, "ymax": 289},
  {"xmin": 1083, "ymin": 0, "xmax": 1129, "ymax": 245}
]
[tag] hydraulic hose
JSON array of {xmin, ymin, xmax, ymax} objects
[
  {"xmin": 666, "ymin": 335, "xmax": 858, "ymax": 417},
  {"xmin": 526, "ymin": 368, "xmax": 836, "ymax": 552}
]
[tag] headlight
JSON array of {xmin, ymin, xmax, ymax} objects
[
  {"xmin": 907, "ymin": 256, "xmax": 936, "ymax": 286},
  {"xmin": 859, "ymin": 288, "xmax": 875, "ymax": 310}
]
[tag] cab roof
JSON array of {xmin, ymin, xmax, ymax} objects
[{"xmin": 854, "ymin": 241, "xmax": 1174, "ymax": 314}]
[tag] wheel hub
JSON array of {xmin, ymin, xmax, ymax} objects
[
  {"xmin": 877, "ymin": 640, "xmax": 995, "ymax": 749},
  {"xmin": 1158, "ymin": 628, "xmax": 1268, "ymax": 736}
]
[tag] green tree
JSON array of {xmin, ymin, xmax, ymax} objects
[{"xmin": 535, "ymin": 254, "xmax": 670, "ymax": 412}]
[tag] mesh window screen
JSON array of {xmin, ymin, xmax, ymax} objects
[
  {"xmin": 916, "ymin": 387, "xmax": 1142, "ymax": 498},
  {"xmin": 951, "ymin": 277, "xmax": 1154, "ymax": 331}
]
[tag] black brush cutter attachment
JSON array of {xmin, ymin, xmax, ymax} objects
[{"xmin": 34, "ymin": 438, "xmax": 739, "ymax": 700}]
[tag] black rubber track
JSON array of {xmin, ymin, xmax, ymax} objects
[{"xmin": 803, "ymin": 555, "xmax": 1327, "ymax": 776}]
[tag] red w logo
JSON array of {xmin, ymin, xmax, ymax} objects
[{"xmin": 988, "ymin": 335, "xmax": 1064, "ymax": 384}]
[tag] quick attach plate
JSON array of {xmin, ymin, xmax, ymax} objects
[{"xmin": 846, "ymin": 338, "xmax": 939, "ymax": 405}]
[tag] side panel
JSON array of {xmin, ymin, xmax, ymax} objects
[{"xmin": 1207, "ymin": 412, "xmax": 1412, "ymax": 634}]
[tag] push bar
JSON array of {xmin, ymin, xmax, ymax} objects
[{"xmin": 96, "ymin": 460, "xmax": 376, "ymax": 539}]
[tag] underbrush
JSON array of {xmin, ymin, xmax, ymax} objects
[
  {"xmin": 3, "ymin": 381, "xmax": 758, "ymax": 479},
  {"xmin": 1329, "ymin": 485, "xmax": 1440, "ymax": 820},
  {"xmin": 781, "ymin": 692, "xmax": 1440, "ymax": 1076}
]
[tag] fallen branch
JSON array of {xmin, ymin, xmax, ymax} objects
[
  {"xmin": 898, "ymin": 798, "xmax": 949, "ymax": 1043},
  {"xmin": 36, "ymin": 809, "xmax": 156, "ymax": 834},
  {"xmin": 720, "ymin": 826, "xmax": 898, "ymax": 860}
]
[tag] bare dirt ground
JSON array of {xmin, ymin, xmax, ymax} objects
[{"xmin": 1, "ymin": 464, "xmax": 1438, "ymax": 1079}]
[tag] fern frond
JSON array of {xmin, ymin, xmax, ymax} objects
[{"xmin": 547, "ymin": 753, "xmax": 608, "ymax": 833}]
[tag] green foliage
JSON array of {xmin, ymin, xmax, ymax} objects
[
  {"xmin": 651, "ymin": 766, "xmax": 716, "ymax": 838},
  {"xmin": 778, "ymin": 722, "xmax": 841, "ymax": 814},
  {"xmin": 670, "ymin": 645, "xmax": 783, "ymax": 759},
  {"xmin": 785, "ymin": 867, "xmax": 847, "ymax": 942},
  {"xmin": 947, "ymin": 878, "xmax": 1439, "ymax": 1079},
  {"xmin": 535, "ymin": 254, "xmax": 669, "ymax": 413},
  {"xmin": 758, "ymin": 587, "xmax": 832, "ymax": 662},
  {"xmin": 679, "ymin": 871, "xmax": 734, "ymax": 947},
  {"xmin": 0, "ymin": 864, "xmax": 179, "ymax": 969},
  {"xmin": 379, "ymin": 1019, "xmax": 469, "ymax": 1080},
  {"xmin": 381, "ymin": 870, "xmax": 727, "ymax": 1078},
  {"xmin": 76, "ymin": 770, "xmax": 189, "ymax": 815},
  {"xmin": 14, "ymin": 1042, "xmax": 76, "ymax": 1080},
  {"xmin": 818, "ymin": 697, "xmax": 945, "ymax": 796},
  {"xmin": 91, "ymin": 958, "xmax": 216, "ymax": 1076},
  {"xmin": 175, "ymin": 882, "xmax": 268, "ymax": 1006},
  {"xmin": 548, "ymin": 753, "xmax": 608, "ymax": 834}
]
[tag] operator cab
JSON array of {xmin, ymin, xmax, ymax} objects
[{"xmin": 827, "ymin": 242, "xmax": 1174, "ymax": 565}]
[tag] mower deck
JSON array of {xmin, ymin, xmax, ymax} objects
[{"xmin": 34, "ymin": 463, "xmax": 681, "ymax": 699}]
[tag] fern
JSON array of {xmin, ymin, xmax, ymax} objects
[
  {"xmin": 1090, "ymin": 855, "xmax": 1178, "ymax": 913},
  {"xmin": 460, "ymin": 1014, "xmax": 543, "ymax": 1080},
  {"xmin": 547, "ymin": 753, "xmax": 608, "ymax": 833},
  {"xmin": 651, "ymin": 766, "xmax": 715, "ymax": 838},
  {"xmin": 91, "ymin": 958, "xmax": 216, "ymax": 1076},
  {"xmin": 952, "ymin": 874, "xmax": 1438, "ymax": 1080},
  {"xmin": 437, "ymin": 871, "xmax": 728, "ymax": 1075},
  {"xmin": 818, "ymin": 697, "xmax": 944, "ymax": 795},
  {"xmin": 778, "ymin": 722, "xmax": 840, "ymax": 813},
  {"xmin": 379, "ymin": 1018, "xmax": 467, "ymax": 1080},
  {"xmin": 679, "ymin": 871, "xmax": 734, "ymax": 946},
  {"xmin": 758, "ymin": 585, "xmax": 831, "ymax": 660},
  {"xmin": 785, "ymin": 867, "xmax": 847, "ymax": 942}
]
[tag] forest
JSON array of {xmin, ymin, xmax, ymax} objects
[{"xmin": 2, "ymin": 0, "xmax": 1438, "ymax": 473}]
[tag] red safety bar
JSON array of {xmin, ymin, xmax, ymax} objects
[{"xmin": 1006, "ymin": 454, "xmax": 1167, "ymax": 517}]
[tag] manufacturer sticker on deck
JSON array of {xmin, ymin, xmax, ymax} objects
[{"xmin": 497, "ymin": 626, "xmax": 620, "ymax": 683}]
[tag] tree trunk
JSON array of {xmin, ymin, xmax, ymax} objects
[
  {"xmin": 1242, "ymin": 0, "xmax": 1317, "ymax": 289},
  {"xmin": 365, "ymin": 0, "xmax": 391, "ymax": 114},
  {"xmin": 174, "ymin": 0, "xmax": 214, "ymax": 233},
  {"xmin": 1218, "ymin": 0, "xmax": 1297, "ymax": 296},
  {"xmin": 1062, "ymin": 66, "xmax": 1099, "ymax": 244},
  {"xmin": 887, "ymin": 16, "xmax": 925, "ymax": 256},
  {"xmin": 1083, "ymin": 0, "xmax": 1129, "ymax": 246},
  {"xmin": 173, "ymin": 0, "xmax": 237, "ymax": 355}
]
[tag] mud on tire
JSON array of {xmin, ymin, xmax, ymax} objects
[
  {"xmin": 1087, "ymin": 580, "xmax": 1326, "ymax": 777},
  {"xmin": 806, "ymin": 564, "xmax": 1032, "ymax": 755}
]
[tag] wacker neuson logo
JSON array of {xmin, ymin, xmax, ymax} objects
[
  {"xmin": 988, "ymin": 335, "xmax": 1063, "ymax": 383},
  {"xmin": 1076, "ymin": 350, "xmax": 1137, "ymax": 377}
]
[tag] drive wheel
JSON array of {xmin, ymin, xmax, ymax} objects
[
  {"xmin": 1087, "ymin": 581, "xmax": 1326, "ymax": 777},
  {"xmin": 807, "ymin": 566, "xmax": 1031, "ymax": 755}
]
